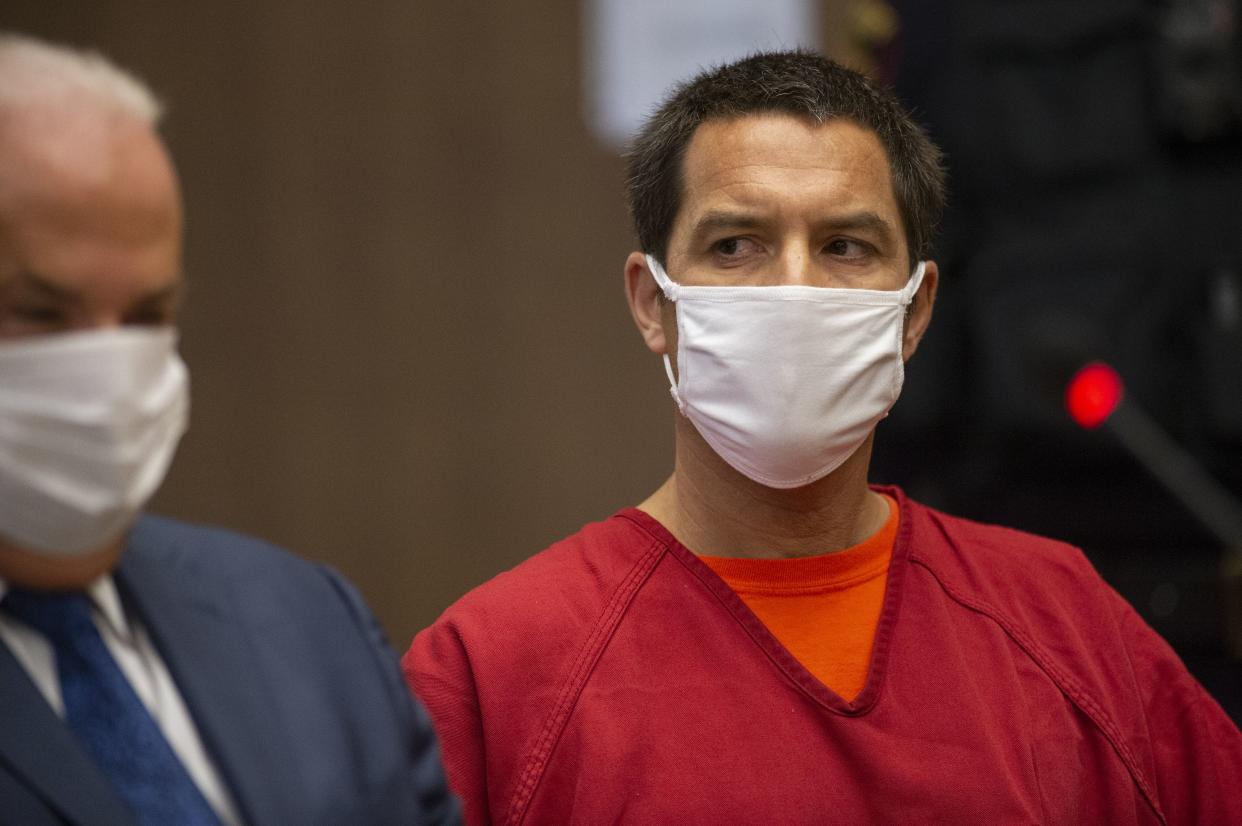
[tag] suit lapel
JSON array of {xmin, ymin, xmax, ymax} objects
[
  {"xmin": 116, "ymin": 531, "xmax": 292, "ymax": 826},
  {"xmin": 0, "ymin": 643, "xmax": 136, "ymax": 826}
]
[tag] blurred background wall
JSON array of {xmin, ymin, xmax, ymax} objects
[
  {"xmin": 0, "ymin": 1, "xmax": 864, "ymax": 644},
  {"xmin": 4, "ymin": 0, "xmax": 672, "ymax": 644},
  {"xmin": 6, "ymin": 0, "xmax": 1239, "ymax": 715}
]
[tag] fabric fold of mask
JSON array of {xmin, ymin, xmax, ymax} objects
[
  {"xmin": 647, "ymin": 255, "xmax": 924, "ymax": 489},
  {"xmin": 0, "ymin": 327, "xmax": 189, "ymax": 555}
]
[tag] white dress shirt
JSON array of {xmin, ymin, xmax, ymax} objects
[{"xmin": 0, "ymin": 575, "xmax": 242, "ymax": 825}]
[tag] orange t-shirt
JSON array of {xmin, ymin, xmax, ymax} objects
[{"xmin": 698, "ymin": 495, "xmax": 897, "ymax": 701}]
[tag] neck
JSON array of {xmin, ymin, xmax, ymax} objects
[
  {"xmin": 639, "ymin": 417, "xmax": 889, "ymax": 559},
  {"xmin": 0, "ymin": 535, "xmax": 126, "ymax": 590}
]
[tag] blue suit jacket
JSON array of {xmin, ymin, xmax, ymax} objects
[{"xmin": 0, "ymin": 515, "xmax": 459, "ymax": 826}]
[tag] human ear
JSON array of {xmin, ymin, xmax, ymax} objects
[
  {"xmin": 902, "ymin": 260, "xmax": 938, "ymax": 362},
  {"xmin": 624, "ymin": 251, "xmax": 668, "ymax": 355}
]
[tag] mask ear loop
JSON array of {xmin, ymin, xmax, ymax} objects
[
  {"xmin": 900, "ymin": 260, "xmax": 928, "ymax": 324},
  {"xmin": 661, "ymin": 354, "xmax": 684, "ymax": 410},
  {"xmin": 644, "ymin": 254, "xmax": 681, "ymax": 301},
  {"xmin": 891, "ymin": 261, "xmax": 928, "ymax": 401},
  {"xmin": 900, "ymin": 261, "xmax": 927, "ymax": 306},
  {"xmin": 644, "ymin": 255, "xmax": 687, "ymax": 411}
]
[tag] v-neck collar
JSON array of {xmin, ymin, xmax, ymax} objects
[{"xmin": 616, "ymin": 484, "xmax": 914, "ymax": 717}]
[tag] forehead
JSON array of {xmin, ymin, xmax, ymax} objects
[
  {"xmin": 673, "ymin": 113, "xmax": 899, "ymax": 236},
  {"xmin": 0, "ymin": 108, "xmax": 182, "ymax": 292},
  {"xmin": 0, "ymin": 108, "xmax": 180, "ymax": 230}
]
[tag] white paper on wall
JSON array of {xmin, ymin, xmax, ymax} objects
[{"xmin": 583, "ymin": 0, "xmax": 821, "ymax": 150}]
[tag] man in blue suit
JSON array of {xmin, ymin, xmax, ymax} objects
[{"xmin": 0, "ymin": 33, "xmax": 458, "ymax": 825}]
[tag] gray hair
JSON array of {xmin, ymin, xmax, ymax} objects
[{"xmin": 0, "ymin": 32, "xmax": 162, "ymax": 124}]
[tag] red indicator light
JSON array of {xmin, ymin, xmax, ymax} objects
[{"xmin": 1066, "ymin": 362, "xmax": 1124, "ymax": 430}]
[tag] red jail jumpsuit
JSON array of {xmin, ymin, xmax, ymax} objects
[{"xmin": 405, "ymin": 486, "xmax": 1242, "ymax": 825}]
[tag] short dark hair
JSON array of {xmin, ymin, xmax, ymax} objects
[{"xmin": 625, "ymin": 50, "xmax": 946, "ymax": 268}]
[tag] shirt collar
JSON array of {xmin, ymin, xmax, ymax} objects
[{"xmin": 0, "ymin": 574, "xmax": 133, "ymax": 641}]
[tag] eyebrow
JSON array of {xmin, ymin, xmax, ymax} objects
[
  {"xmin": 131, "ymin": 280, "xmax": 185, "ymax": 308},
  {"xmin": 688, "ymin": 209, "xmax": 898, "ymax": 247},
  {"xmin": 13, "ymin": 270, "xmax": 79, "ymax": 303},
  {"xmin": 816, "ymin": 210, "xmax": 898, "ymax": 246},
  {"xmin": 689, "ymin": 210, "xmax": 768, "ymax": 240},
  {"xmin": 13, "ymin": 271, "xmax": 185, "ymax": 306}
]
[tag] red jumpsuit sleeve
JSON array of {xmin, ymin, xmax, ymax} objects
[
  {"xmin": 1110, "ymin": 590, "xmax": 1242, "ymax": 824},
  {"xmin": 403, "ymin": 623, "xmax": 492, "ymax": 826}
]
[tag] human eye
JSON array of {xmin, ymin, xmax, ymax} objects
[
  {"xmin": 13, "ymin": 305, "xmax": 66, "ymax": 323},
  {"xmin": 710, "ymin": 236, "xmax": 760, "ymax": 263},
  {"xmin": 0, "ymin": 306, "xmax": 67, "ymax": 337},
  {"xmin": 824, "ymin": 237, "xmax": 874, "ymax": 262},
  {"xmin": 123, "ymin": 304, "xmax": 176, "ymax": 327},
  {"xmin": 3, "ymin": 305, "xmax": 69, "ymax": 333}
]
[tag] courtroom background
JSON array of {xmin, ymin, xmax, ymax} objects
[{"xmin": 7, "ymin": 1, "xmax": 1240, "ymax": 716}]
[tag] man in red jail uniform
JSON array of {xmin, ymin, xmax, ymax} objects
[{"xmin": 404, "ymin": 51, "xmax": 1242, "ymax": 825}]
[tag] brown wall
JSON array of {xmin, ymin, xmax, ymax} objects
[{"xmin": 4, "ymin": 2, "xmax": 854, "ymax": 648}]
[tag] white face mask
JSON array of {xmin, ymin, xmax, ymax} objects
[
  {"xmin": 647, "ymin": 255, "xmax": 925, "ymax": 489},
  {"xmin": 0, "ymin": 327, "xmax": 189, "ymax": 556}
]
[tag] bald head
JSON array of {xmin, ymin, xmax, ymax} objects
[
  {"xmin": 0, "ymin": 32, "xmax": 175, "ymax": 212},
  {"xmin": 0, "ymin": 33, "xmax": 183, "ymax": 341}
]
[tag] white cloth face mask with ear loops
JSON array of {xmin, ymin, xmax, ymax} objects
[
  {"xmin": 0, "ymin": 327, "xmax": 189, "ymax": 555},
  {"xmin": 647, "ymin": 255, "xmax": 925, "ymax": 489}
]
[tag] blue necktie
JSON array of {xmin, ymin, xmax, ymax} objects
[{"xmin": 2, "ymin": 588, "xmax": 222, "ymax": 826}]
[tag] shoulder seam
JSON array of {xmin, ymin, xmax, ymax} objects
[
  {"xmin": 908, "ymin": 554, "xmax": 1168, "ymax": 826},
  {"xmin": 503, "ymin": 536, "xmax": 667, "ymax": 826}
]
